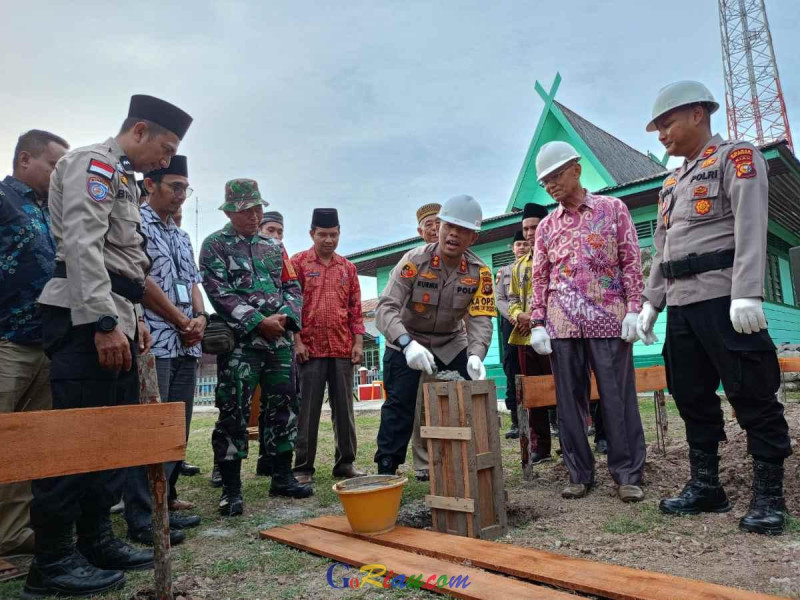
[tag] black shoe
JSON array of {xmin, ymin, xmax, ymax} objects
[
  {"xmin": 739, "ymin": 460, "xmax": 786, "ymax": 535},
  {"xmin": 377, "ymin": 457, "xmax": 396, "ymax": 475},
  {"xmin": 595, "ymin": 439, "xmax": 608, "ymax": 455},
  {"xmin": 530, "ymin": 451, "xmax": 552, "ymax": 465},
  {"xmin": 219, "ymin": 460, "xmax": 244, "ymax": 516},
  {"xmin": 270, "ymin": 453, "xmax": 314, "ymax": 499},
  {"xmin": 660, "ymin": 449, "xmax": 731, "ymax": 515},
  {"xmin": 414, "ymin": 470, "xmax": 430, "ymax": 482},
  {"xmin": 210, "ymin": 463, "xmax": 223, "ymax": 488},
  {"xmin": 23, "ymin": 550, "xmax": 125, "ymax": 599},
  {"xmin": 505, "ymin": 425, "xmax": 520, "ymax": 439},
  {"xmin": 180, "ymin": 461, "xmax": 201, "ymax": 477},
  {"xmin": 168, "ymin": 512, "xmax": 201, "ymax": 530},
  {"xmin": 127, "ymin": 527, "xmax": 186, "ymax": 547},
  {"xmin": 77, "ymin": 515, "xmax": 154, "ymax": 572},
  {"xmin": 256, "ymin": 455, "xmax": 273, "ymax": 477}
]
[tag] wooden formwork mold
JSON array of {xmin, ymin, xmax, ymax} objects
[{"xmin": 421, "ymin": 379, "xmax": 507, "ymax": 540}]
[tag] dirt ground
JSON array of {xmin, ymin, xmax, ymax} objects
[{"xmin": 2, "ymin": 396, "xmax": 800, "ymax": 600}]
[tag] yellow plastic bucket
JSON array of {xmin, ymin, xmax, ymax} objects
[{"xmin": 333, "ymin": 475, "xmax": 408, "ymax": 535}]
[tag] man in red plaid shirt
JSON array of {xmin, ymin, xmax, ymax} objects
[{"xmin": 291, "ymin": 208, "xmax": 367, "ymax": 483}]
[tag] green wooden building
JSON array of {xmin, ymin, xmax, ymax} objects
[{"xmin": 347, "ymin": 75, "xmax": 800, "ymax": 400}]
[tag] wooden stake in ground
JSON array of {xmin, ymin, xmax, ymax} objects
[{"xmin": 138, "ymin": 352, "xmax": 172, "ymax": 600}]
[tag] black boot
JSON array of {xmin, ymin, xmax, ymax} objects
[
  {"xmin": 210, "ymin": 461, "xmax": 223, "ymax": 488},
  {"xmin": 218, "ymin": 459, "xmax": 244, "ymax": 516},
  {"xmin": 23, "ymin": 522, "xmax": 125, "ymax": 598},
  {"xmin": 660, "ymin": 449, "xmax": 731, "ymax": 515},
  {"xmin": 377, "ymin": 457, "xmax": 396, "ymax": 475},
  {"xmin": 270, "ymin": 453, "xmax": 314, "ymax": 498},
  {"xmin": 76, "ymin": 513, "xmax": 153, "ymax": 571},
  {"xmin": 739, "ymin": 460, "xmax": 786, "ymax": 535},
  {"xmin": 505, "ymin": 425, "xmax": 520, "ymax": 439},
  {"xmin": 256, "ymin": 454, "xmax": 273, "ymax": 477}
]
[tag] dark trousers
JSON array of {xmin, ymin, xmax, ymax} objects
[
  {"xmin": 500, "ymin": 318, "xmax": 520, "ymax": 425},
  {"xmin": 664, "ymin": 296, "xmax": 791, "ymax": 460},
  {"xmin": 31, "ymin": 306, "xmax": 138, "ymax": 529},
  {"xmin": 375, "ymin": 348, "xmax": 470, "ymax": 468},
  {"xmin": 294, "ymin": 357, "xmax": 356, "ymax": 474},
  {"xmin": 550, "ymin": 338, "xmax": 646, "ymax": 485},
  {"xmin": 124, "ymin": 356, "xmax": 197, "ymax": 531},
  {"xmin": 517, "ymin": 346, "xmax": 553, "ymax": 456}
]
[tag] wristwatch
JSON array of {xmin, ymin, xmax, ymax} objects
[
  {"xmin": 532, "ymin": 319, "xmax": 546, "ymax": 327},
  {"xmin": 96, "ymin": 315, "xmax": 119, "ymax": 333},
  {"xmin": 396, "ymin": 334, "xmax": 412, "ymax": 350},
  {"xmin": 193, "ymin": 310, "xmax": 210, "ymax": 323}
]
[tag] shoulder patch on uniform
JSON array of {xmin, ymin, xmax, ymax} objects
[
  {"xmin": 702, "ymin": 145, "xmax": 717, "ymax": 157},
  {"xmin": 468, "ymin": 266, "xmax": 497, "ymax": 318},
  {"xmin": 87, "ymin": 176, "xmax": 110, "ymax": 202},
  {"xmin": 459, "ymin": 258, "xmax": 468, "ymax": 274},
  {"xmin": 663, "ymin": 176, "xmax": 677, "ymax": 187},
  {"xmin": 400, "ymin": 262, "xmax": 418, "ymax": 279},
  {"xmin": 430, "ymin": 255, "xmax": 441, "ymax": 269},
  {"xmin": 701, "ymin": 156, "xmax": 718, "ymax": 169},
  {"xmin": 87, "ymin": 159, "xmax": 115, "ymax": 180},
  {"xmin": 728, "ymin": 147, "xmax": 757, "ymax": 179},
  {"xmin": 420, "ymin": 271, "xmax": 437, "ymax": 280}
]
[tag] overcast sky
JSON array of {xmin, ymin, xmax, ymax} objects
[{"xmin": 3, "ymin": 0, "xmax": 799, "ymax": 298}]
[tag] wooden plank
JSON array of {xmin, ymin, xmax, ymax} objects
[
  {"xmin": 303, "ymin": 516, "xmax": 789, "ymax": 600},
  {"xmin": 445, "ymin": 380, "xmax": 469, "ymax": 537},
  {"xmin": 522, "ymin": 367, "xmax": 668, "ymax": 409},
  {"xmin": 0, "ymin": 403, "xmax": 185, "ymax": 485},
  {"xmin": 475, "ymin": 453, "xmax": 494, "ymax": 471},
  {"xmin": 425, "ymin": 495, "xmax": 475, "ymax": 513},
  {"xmin": 261, "ymin": 523, "xmax": 576, "ymax": 600},
  {"xmin": 483, "ymin": 381, "xmax": 507, "ymax": 535},
  {"xmin": 420, "ymin": 426, "xmax": 472, "ymax": 440},
  {"xmin": 458, "ymin": 382, "xmax": 482, "ymax": 537},
  {"xmin": 779, "ymin": 356, "xmax": 800, "ymax": 372},
  {"xmin": 463, "ymin": 382, "xmax": 494, "ymax": 532},
  {"xmin": 424, "ymin": 382, "xmax": 448, "ymax": 533}
]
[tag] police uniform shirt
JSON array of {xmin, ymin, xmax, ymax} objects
[
  {"xmin": 644, "ymin": 134, "xmax": 769, "ymax": 309},
  {"xmin": 38, "ymin": 138, "xmax": 150, "ymax": 340},
  {"xmin": 376, "ymin": 243, "xmax": 496, "ymax": 364},
  {"xmin": 494, "ymin": 263, "xmax": 514, "ymax": 321}
]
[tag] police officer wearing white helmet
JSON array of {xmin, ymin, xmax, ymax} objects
[
  {"xmin": 638, "ymin": 81, "xmax": 791, "ymax": 535},
  {"xmin": 374, "ymin": 195, "xmax": 496, "ymax": 475}
]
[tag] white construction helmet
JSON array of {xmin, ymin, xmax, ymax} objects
[
  {"xmin": 438, "ymin": 195, "xmax": 482, "ymax": 231},
  {"xmin": 646, "ymin": 80, "xmax": 719, "ymax": 132},
  {"xmin": 536, "ymin": 141, "xmax": 581, "ymax": 182}
]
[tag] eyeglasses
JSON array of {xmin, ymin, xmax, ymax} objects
[
  {"xmin": 162, "ymin": 182, "xmax": 193, "ymax": 198},
  {"xmin": 539, "ymin": 162, "xmax": 576, "ymax": 188}
]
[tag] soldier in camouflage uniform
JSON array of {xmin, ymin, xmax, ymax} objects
[{"xmin": 200, "ymin": 179, "xmax": 313, "ymax": 517}]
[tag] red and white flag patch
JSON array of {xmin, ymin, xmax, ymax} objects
[{"xmin": 87, "ymin": 159, "xmax": 115, "ymax": 180}]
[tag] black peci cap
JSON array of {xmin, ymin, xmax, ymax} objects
[{"xmin": 128, "ymin": 94, "xmax": 193, "ymax": 140}]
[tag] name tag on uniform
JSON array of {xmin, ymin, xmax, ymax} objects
[{"xmin": 174, "ymin": 279, "xmax": 191, "ymax": 305}]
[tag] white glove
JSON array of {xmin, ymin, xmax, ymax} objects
[
  {"xmin": 530, "ymin": 326, "xmax": 552, "ymax": 355},
  {"xmin": 636, "ymin": 302, "xmax": 659, "ymax": 346},
  {"xmin": 403, "ymin": 340, "xmax": 436, "ymax": 374},
  {"xmin": 467, "ymin": 355, "xmax": 486, "ymax": 380},
  {"xmin": 730, "ymin": 298, "xmax": 767, "ymax": 334},
  {"xmin": 620, "ymin": 312, "xmax": 639, "ymax": 344}
]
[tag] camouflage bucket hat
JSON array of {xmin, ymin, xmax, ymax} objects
[{"xmin": 219, "ymin": 178, "xmax": 269, "ymax": 212}]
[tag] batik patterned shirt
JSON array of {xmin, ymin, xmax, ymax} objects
[
  {"xmin": 0, "ymin": 176, "xmax": 56, "ymax": 345},
  {"xmin": 530, "ymin": 192, "xmax": 643, "ymax": 339},
  {"xmin": 140, "ymin": 203, "xmax": 202, "ymax": 358}
]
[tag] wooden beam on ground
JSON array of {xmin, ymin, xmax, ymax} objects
[
  {"xmin": 301, "ymin": 515, "xmax": 787, "ymax": 600},
  {"xmin": 420, "ymin": 426, "xmax": 472, "ymax": 440},
  {"xmin": 261, "ymin": 523, "xmax": 577, "ymax": 600},
  {"xmin": 0, "ymin": 403, "xmax": 185, "ymax": 485}
]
